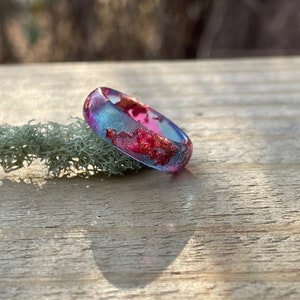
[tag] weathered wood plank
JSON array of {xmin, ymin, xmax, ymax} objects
[{"xmin": 0, "ymin": 57, "xmax": 300, "ymax": 299}]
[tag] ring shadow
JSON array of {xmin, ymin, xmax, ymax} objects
[
  {"xmin": 0, "ymin": 165, "xmax": 200, "ymax": 291},
  {"xmin": 87, "ymin": 168, "xmax": 199, "ymax": 289}
]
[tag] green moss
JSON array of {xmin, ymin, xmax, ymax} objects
[{"xmin": 0, "ymin": 118, "xmax": 142, "ymax": 177}]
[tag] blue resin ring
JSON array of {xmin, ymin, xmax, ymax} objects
[{"xmin": 83, "ymin": 87, "xmax": 192, "ymax": 173}]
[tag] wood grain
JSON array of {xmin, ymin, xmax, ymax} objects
[{"xmin": 0, "ymin": 57, "xmax": 300, "ymax": 299}]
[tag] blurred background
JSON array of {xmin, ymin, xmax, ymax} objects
[{"xmin": 1, "ymin": 0, "xmax": 300, "ymax": 63}]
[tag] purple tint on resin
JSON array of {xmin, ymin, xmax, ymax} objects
[{"xmin": 83, "ymin": 87, "xmax": 192, "ymax": 172}]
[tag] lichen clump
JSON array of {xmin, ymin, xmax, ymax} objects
[{"xmin": 0, "ymin": 118, "xmax": 142, "ymax": 177}]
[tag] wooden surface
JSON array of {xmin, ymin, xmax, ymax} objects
[{"xmin": 0, "ymin": 57, "xmax": 300, "ymax": 299}]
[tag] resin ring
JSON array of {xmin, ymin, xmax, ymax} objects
[{"xmin": 83, "ymin": 87, "xmax": 192, "ymax": 173}]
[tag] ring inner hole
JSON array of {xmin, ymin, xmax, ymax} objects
[{"xmin": 105, "ymin": 90, "xmax": 185, "ymax": 143}]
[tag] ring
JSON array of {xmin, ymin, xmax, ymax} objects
[{"xmin": 83, "ymin": 87, "xmax": 192, "ymax": 173}]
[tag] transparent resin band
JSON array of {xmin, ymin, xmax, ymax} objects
[{"xmin": 83, "ymin": 87, "xmax": 192, "ymax": 173}]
